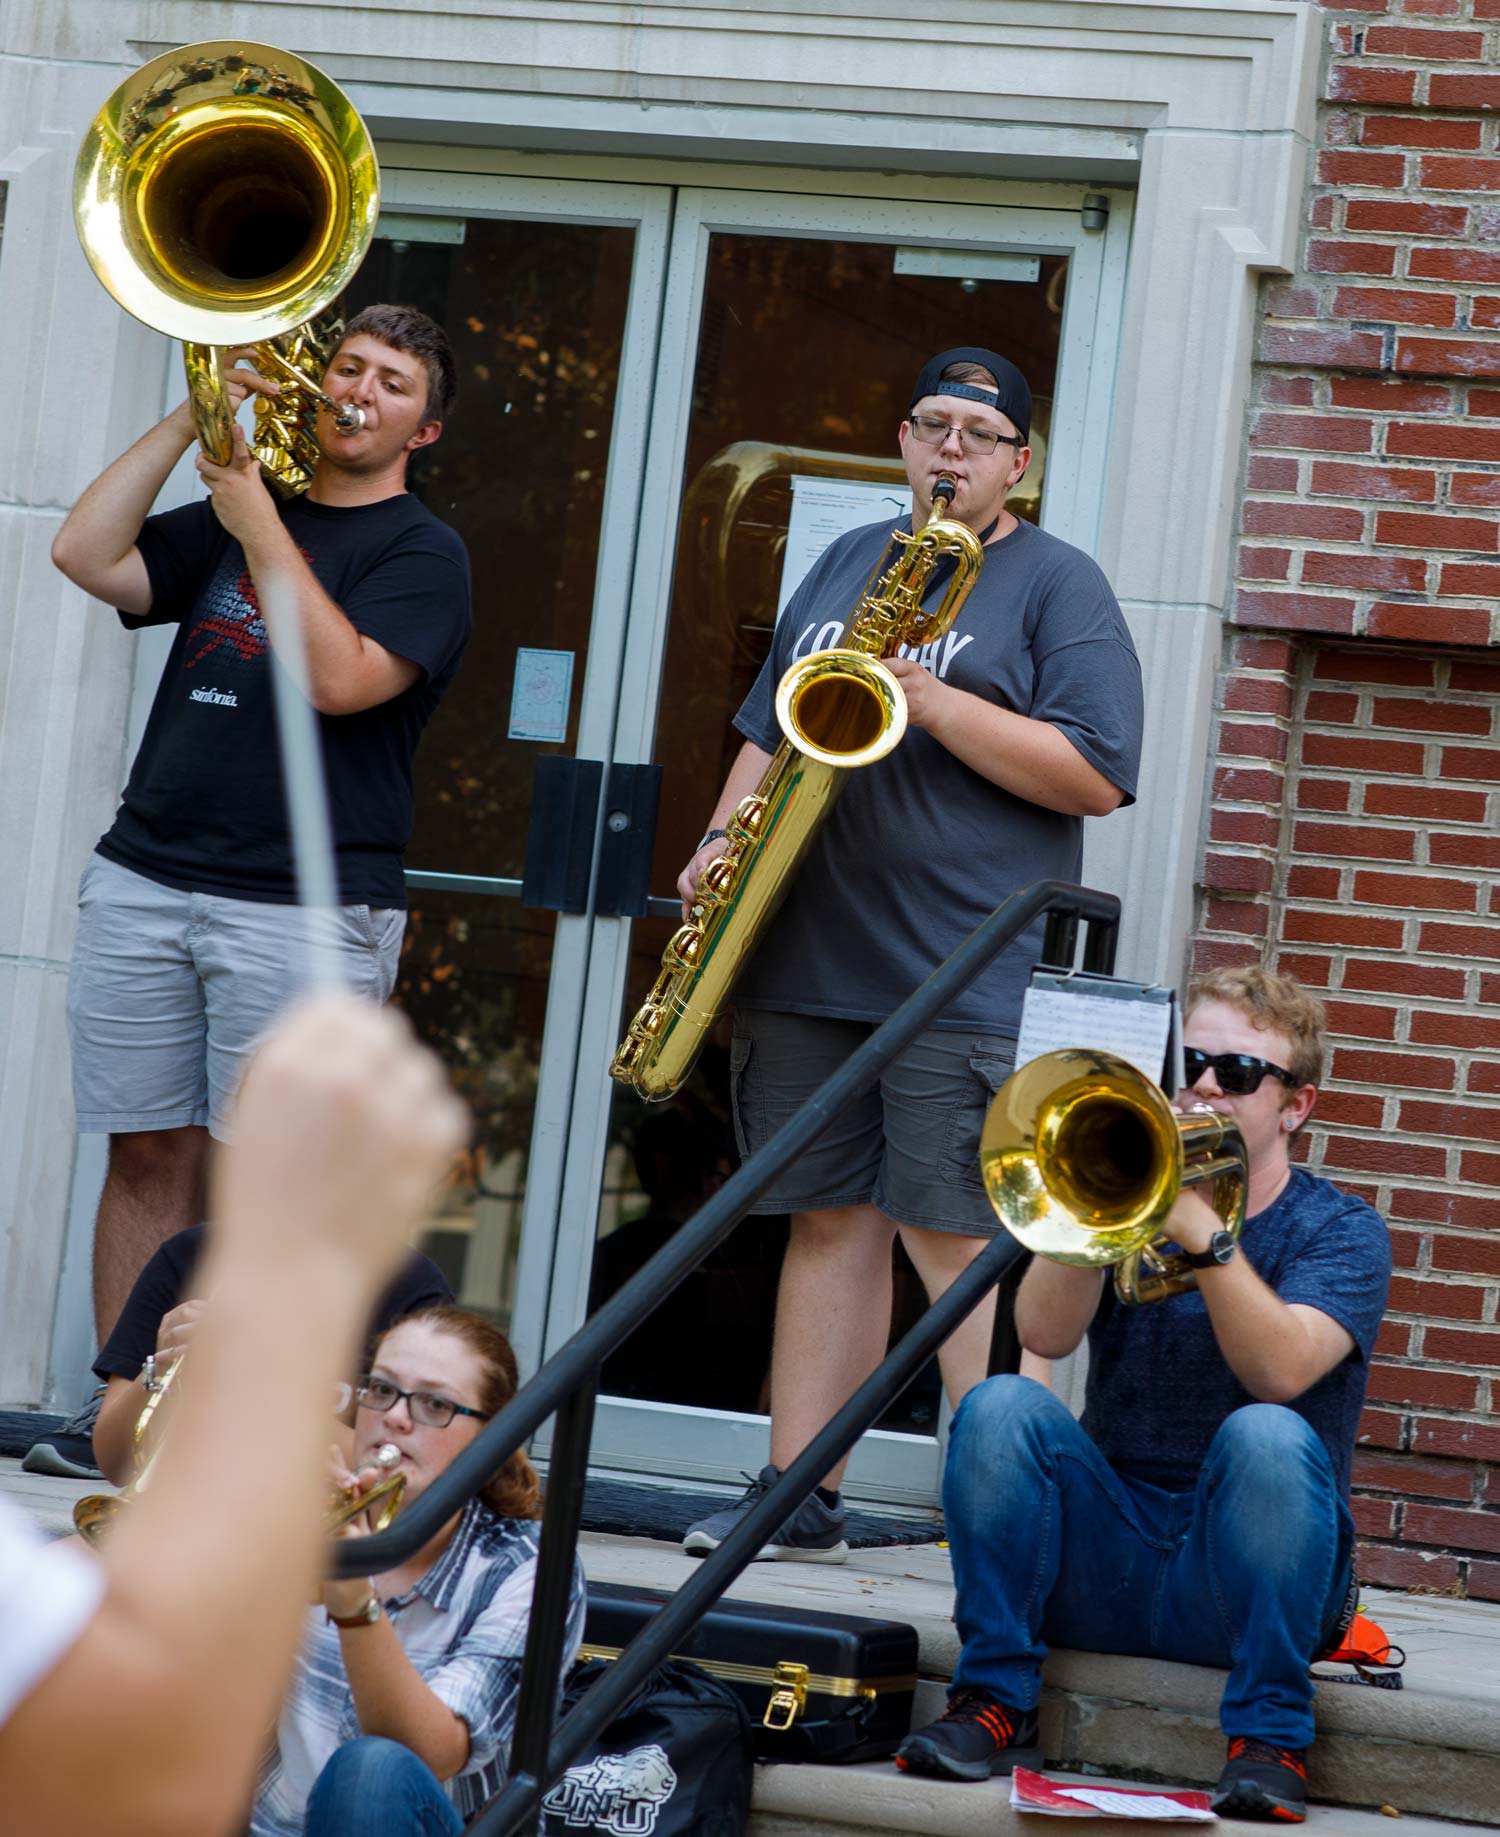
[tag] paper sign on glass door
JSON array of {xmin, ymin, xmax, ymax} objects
[
  {"xmin": 509, "ymin": 648, "xmax": 574, "ymax": 743},
  {"xmin": 776, "ymin": 477, "xmax": 912, "ymax": 620}
]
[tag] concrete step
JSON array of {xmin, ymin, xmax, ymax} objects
[
  {"xmin": 574, "ymin": 1531, "xmax": 1500, "ymax": 1827},
  {"xmin": 747, "ymin": 1759, "xmax": 1477, "ymax": 1837}
]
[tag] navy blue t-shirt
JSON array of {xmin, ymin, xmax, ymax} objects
[
  {"xmin": 732, "ymin": 515, "xmax": 1142, "ymax": 1033},
  {"xmin": 98, "ymin": 492, "xmax": 470, "ymax": 906},
  {"xmin": 1081, "ymin": 1169, "xmax": 1391, "ymax": 1498}
]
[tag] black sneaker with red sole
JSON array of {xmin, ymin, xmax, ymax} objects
[
  {"xmin": 895, "ymin": 1686, "xmax": 1042, "ymax": 1781},
  {"xmin": 1211, "ymin": 1736, "xmax": 1309, "ymax": 1822}
]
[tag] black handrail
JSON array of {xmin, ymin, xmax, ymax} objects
[{"xmin": 335, "ymin": 880, "xmax": 1120, "ymax": 1834}]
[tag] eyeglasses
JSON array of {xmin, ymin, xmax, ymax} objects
[
  {"xmin": 1183, "ymin": 1049, "xmax": 1300, "ymax": 1096},
  {"xmin": 907, "ymin": 413, "xmax": 1025, "ymax": 456},
  {"xmin": 355, "ymin": 1375, "xmax": 489, "ymax": 1429}
]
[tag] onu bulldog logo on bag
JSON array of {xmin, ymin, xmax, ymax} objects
[{"xmin": 542, "ymin": 1743, "xmax": 679, "ymax": 1834}]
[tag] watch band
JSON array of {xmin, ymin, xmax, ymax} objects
[
  {"xmin": 328, "ymin": 1595, "xmax": 382, "ymax": 1629},
  {"xmin": 1185, "ymin": 1231, "xmax": 1236, "ymax": 1270},
  {"xmin": 696, "ymin": 827, "xmax": 728, "ymax": 854}
]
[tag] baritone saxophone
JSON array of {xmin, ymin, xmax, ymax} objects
[{"xmin": 610, "ymin": 475, "xmax": 985, "ymax": 1102}]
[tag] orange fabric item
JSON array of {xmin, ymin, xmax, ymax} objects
[{"xmin": 1321, "ymin": 1607, "xmax": 1402, "ymax": 1670}]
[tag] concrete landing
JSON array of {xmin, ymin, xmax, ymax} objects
[{"xmin": 6, "ymin": 1461, "xmax": 1495, "ymax": 1829}]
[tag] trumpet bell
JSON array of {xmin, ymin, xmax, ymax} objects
[
  {"xmin": 981, "ymin": 1048, "xmax": 1247, "ymax": 1303},
  {"xmin": 981, "ymin": 1049, "xmax": 1185, "ymax": 1266},
  {"xmin": 73, "ymin": 41, "xmax": 378, "ymax": 350}
]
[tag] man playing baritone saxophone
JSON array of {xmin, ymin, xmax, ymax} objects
[
  {"xmin": 46, "ymin": 305, "xmax": 471, "ymax": 1391},
  {"xmin": 679, "ymin": 347, "xmax": 1144, "ymax": 1563},
  {"xmin": 896, "ymin": 968, "xmax": 1392, "ymax": 1824}
]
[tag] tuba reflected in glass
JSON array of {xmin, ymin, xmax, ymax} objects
[
  {"xmin": 73, "ymin": 40, "xmax": 380, "ymax": 495},
  {"xmin": 981, "ymin": 1049, "xmax": 1248, "ymax": 1306}
]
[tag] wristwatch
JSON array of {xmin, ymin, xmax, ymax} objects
[
  {"xmin": 1185, "ymin": 1230, "xmax": 1237, "ymax": 1270},
  {"xmin": 328, "ymin": 1595, "xmax": 382, "ymax": 1629},
  {"xmin": 696, "ymin": 827, "xmax": 728, "ymax": 854}
]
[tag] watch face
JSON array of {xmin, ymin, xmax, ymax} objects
[{"xmin": 1211, "ymin": 1231, "xmax": 1235, "ymax": 1264}]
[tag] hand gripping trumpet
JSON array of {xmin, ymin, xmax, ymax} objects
[
  {"xmin": 73, "ymin": 1360, "xmax": 406, "ymax": 1544},
  {"xmin": 611, "ymin": 476, "xmax": 984, "ymax": 1102}
]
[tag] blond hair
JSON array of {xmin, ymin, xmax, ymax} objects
[{"xmin": 1185, "ymin": 966, "xmax": 1325, "ymax": 1089}]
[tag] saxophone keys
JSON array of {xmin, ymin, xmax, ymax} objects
[
  {"xmin": 665, "ymin": 926, "xmax": 703, "ymax": 971},
  {"xmin": 699, "ymin": 857, "xmax": 737, "ymax": 903}
]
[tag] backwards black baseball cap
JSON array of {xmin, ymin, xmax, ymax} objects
[{"xmin": 909, "ymin": 346, "xmax": 1031, "ymax": 444}]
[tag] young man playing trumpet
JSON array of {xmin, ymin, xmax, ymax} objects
[{"xmin": 895, "ymin": 967, "xmax": 1391, "ymax": 1822}]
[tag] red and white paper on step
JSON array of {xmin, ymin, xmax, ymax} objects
[{"xmin": 1011, "ymin": 1768, "xmax": 1216, "ymax": 1820}]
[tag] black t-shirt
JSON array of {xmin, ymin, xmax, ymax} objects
[
  {"xmin": 92, "ymin": 1224, "xmax": 454, "ymax": 1384},
  {"xmin": 97, "ymin": 492, "xmax": 471, "ymax": 906}
]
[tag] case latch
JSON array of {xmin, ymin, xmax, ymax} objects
[{"xmin": 763, "ymin": 1661, "xmax": 810, "ymax": 1730}]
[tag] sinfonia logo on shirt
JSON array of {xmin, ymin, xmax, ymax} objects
[
  {"xmin": 541, "ymin": 1743, "xmax": 678, "ymax": 1834},
  {"xmin": 188, "ymin": 686, "xmax": 239, "ymax": 707}
]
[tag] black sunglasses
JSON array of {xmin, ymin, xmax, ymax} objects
[{"xmin": 1183, "ymin": 1049, "xmax": 1300, "ymax": 1096}]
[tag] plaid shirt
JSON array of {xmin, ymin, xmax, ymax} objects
[{"xmin": 250, "ymin": 1500, "xmax": 585, "ymax": 1834}]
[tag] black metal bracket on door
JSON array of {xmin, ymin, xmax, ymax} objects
[
  {"xmin": 594, "ymin": 763, "xmax": 663, "ymax": 918},
  {"xmin": 521, "ymin": 758, "xmax": 603, "ymax": 914}
]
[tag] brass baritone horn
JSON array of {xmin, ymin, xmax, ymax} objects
[
  {"xmin": 73, "ymin": 1359, "xmax": 405, "ymax": 1545},
  {"xmin": 73, "ymin": 41, "xmax": 380, "ymax": 494},
  {"xmin": 611, "ymin": 477, "xmax": 985, "ymax": 1102},
  {"xmin": 980, "ymin": 1049, "xmax": 1248, "ymax": 1306}
]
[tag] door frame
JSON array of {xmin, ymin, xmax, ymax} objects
[
  {"xmin": 544, "ymin": 181, "xmax": 1133, "ymax": 1505},
  {"xmin": 375, "ymin": 168, "xmax": 676, "ymax": 1383}
]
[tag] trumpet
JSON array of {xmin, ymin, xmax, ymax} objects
[
  {"xmin": 73, "ymin": 1362, "xmax": 406, "ymax": 1544},
  {"xmin": 980, "ymin": 1049, "xmax": 1247, "ymax": 1306}
]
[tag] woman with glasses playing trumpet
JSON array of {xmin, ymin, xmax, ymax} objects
[
  {"xmin": 895, "ymin": 968, "xmax": 1392, "ymax": 1825},
  {"xmin": 250, "ymin": 1306, "xmax": 586, "ymax": 1837}
]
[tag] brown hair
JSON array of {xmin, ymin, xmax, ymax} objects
[
  {"xmin": 339, "ymin": 303, "xmax": 457, "ymax": 423},
  {"xmin": 940, "ymin": 359, "xmax": 1000, "ymax": 392},
  {"xmin": 1186, "ymin": 966, "xmax": 1326, "ymax": 1090},
  {"xmin": 378, "ymin": 1305, "xmax": 542, "ymax": 1521}
]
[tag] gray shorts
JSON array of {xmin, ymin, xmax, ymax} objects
[
  {"xmin": 729, "ymin": 1007, "xmax": 1017, "ymax": 1236},
  {"xmin": 67, "ymin": 853, "xmax": 406, "ymax": 1141}
]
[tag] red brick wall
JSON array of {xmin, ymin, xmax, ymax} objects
[{"xmin": 1190, "ymin": 0, "xmax": 1500, "ymax": 1598}]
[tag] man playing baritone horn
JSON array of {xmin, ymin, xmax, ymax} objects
[
  {"xmin": 896, "ymin": 968, "xmax": 1392, "ymax": 1824},
  {"xmin": 679, "ymin": 347, "xmax": 1143, "ymax": 1563},
  {"xmin": 46, "ymin": 305, "xmax": 471, "ymax": 1409}
]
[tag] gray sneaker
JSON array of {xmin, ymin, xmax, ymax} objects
[
  {"xmin": 682, "ymin": 1465, "xmax": 849, "ymax": 1564},
  {"xmin": 21, "ymin": 1386, "xmax": 106, "ymax": 1480}
]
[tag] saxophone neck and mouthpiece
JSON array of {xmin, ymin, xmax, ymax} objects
[{"xmin": 929, "ymin": 472, "xmax": 958, "ymax": 513}]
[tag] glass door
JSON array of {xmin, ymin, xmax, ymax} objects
[
  {"xmin": 561, "ymin": 187, "xmax": 1127, "ymax": 1506},
  {"xmin": 352, "ymin": 169, "xmax": 671, "ymax": 1378}
]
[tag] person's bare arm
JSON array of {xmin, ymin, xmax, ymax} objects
[
  {"xmin": 675, "ymin": 738, "xmax": 776, "ymax": 916},
  {"xmin": 0, "ymin": 997, "xmax": 467, "ymax": 1837},
  {"xmin": 50, "ymin": 361, "xmax": 280, "ymax": 615},
  {"xmin": 92, "ymin": 1300, "xmax": 206, "ymax": 1485},
  {"xmin": 1014, "ymin": 1258, "xmax": 1106, "ymax": 1360},
  {"xmin": 1164, "ymin": 1191, "xmax": 1355, "ymax": 1402},
  {"xmin": 885, "ymin": 658, "xmax": 1123, "ymax": 817},
  {"xmin": 196, "ymin": 425, "xmax": 421, "ymax": 716}
]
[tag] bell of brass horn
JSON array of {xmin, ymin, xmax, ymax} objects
[
  {"xmin": 73, "ymin": 40, "xmax": 379, "ymax": 492},
  {"xmin": 981, "ymin": 1048, "xmax": 1248, "ymax": 1306}
]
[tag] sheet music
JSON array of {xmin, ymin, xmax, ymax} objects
[
  {"xmin": 776, "ymin": 477, "xmax": 911, "ymax": 620},
  {"xmin": 1016, "ymin": 977, "xmax": 1175, "ymax": 1085}
]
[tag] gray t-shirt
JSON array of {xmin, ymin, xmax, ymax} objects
[{"xmin": 731, "ymin": 515, "xmax": 1143, "ymax": 1032}]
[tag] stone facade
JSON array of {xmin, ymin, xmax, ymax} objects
[{"xmin": 1195, "ymin": 0, "xmax": 1500, "ymax": 1597}]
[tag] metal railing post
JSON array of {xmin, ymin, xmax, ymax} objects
[{"xmin": 506, "ymin": 1372, "xmax": 599, "ymax": 1834}]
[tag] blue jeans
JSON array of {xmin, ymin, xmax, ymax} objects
[
  {"xmin": 944, "ymin": 1378, "xmax": 1352, "ymax": 1749},
  {"xmin": 305, "ymin": 1738, "xmax": 464, "ymax": 1837}
]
